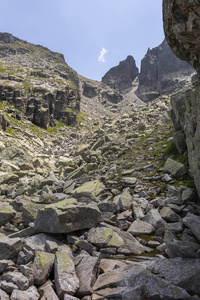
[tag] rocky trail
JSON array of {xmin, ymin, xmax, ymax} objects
[{"xmin": 0, "ymin": 86, "xmax": 199, "ymax": 300}]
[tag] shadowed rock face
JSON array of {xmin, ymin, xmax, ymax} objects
[
  {"xmin": 163, "ymin": 0, "xmax": 200, "ymax": 74},
  {"xmin": 163, "ymin": 0, "xmax": 200, "ymax": 197},
  {"xmin": 102, "ymin": 55, "xmax": 138, "ymax": 93},
  {"xmin": 137, "ymin": 39, "xmax": 195, "ymax": 102}
]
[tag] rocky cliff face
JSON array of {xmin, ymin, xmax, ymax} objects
[
  {"xmin": 137, "ymin": 39, "xmax": 195, "ymax": 102},
  {"xmin": 102, "ymin": 55, "xmax": 139, "ymax": 93},
  {"xmin": 0, "ymin": 33, "xmax": 80, "ymax": 129},
  {"xmin": 163, "ymin": 0, "xmax": 200, "ymax": 74},
  {"xmin": 163, "ymin": 0, "xmax": 200, "ymax": 198}
]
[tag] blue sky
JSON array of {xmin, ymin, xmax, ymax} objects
[{"xmin": 0, "ymin": 0, "xmax": 164, "ymax": 81}]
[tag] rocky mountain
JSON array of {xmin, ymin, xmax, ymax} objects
[
  {"xmin": 102, "ymin": 55, "xmax": 139, "ymax": 93},
  {"xmin": 0, "ymin": 32, "xmax": 80, "ymax": 129},
  {"xmin": 101, "ymin": 40, "xmax": 195, "ymax": 103},
  {"xmin": 0, "ymin": 30, "xmax": 200, "ymax": 300},
  {"xmin": 137, "ymin": 39, "xmax": 195, "ymax": 102}
]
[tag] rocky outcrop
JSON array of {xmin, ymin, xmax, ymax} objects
[
  {"xmin": 137, "ymin": 39, "xmax": 195, "ymax": 102},
  {"xmin": 163, "ymin": 1, "xmax": 200, "ymax": 74},
  {"xmin": 102, "ymin": 55, "xmax": 138, "ymax": 93},
  {"xmin": 0, "ymin": 33, "xmax": 80, "ymax": 129},
  {"xmin": 163, "ymin": 0, "xmax": 200, "ymax": 197}
]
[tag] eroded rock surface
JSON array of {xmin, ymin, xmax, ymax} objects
[
  {"xmin": 137, "ymin": 39, "xmax": 195, "ymax": 102},
  {"xmin": 163, "ymin": 0, "xmax": 200, "ymax": 197}
]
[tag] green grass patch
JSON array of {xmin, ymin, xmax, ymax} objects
[
  {"xmin": 5, "ymin": 113, "xmax": 26, "ymax": 127},
  {"xmin": 29, "ymin": 125, "xmax": 45, "ymax": 136},
  {"xmin": 22, "ymin": 81, "xmax": 32, "ymax": 88},
  {"xmin": 5, "ymin": 127, "xmax": 17, "ymax": 136},
  {"xmin": 77, "ymin": 111, "xmax": 87, "ymax": 123}
]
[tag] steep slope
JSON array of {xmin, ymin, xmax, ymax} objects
[
  {"xmin": 137, "ymin": 39, "xmax": 195, "ymax": 102},
  {"xmin": 0, "ymin": 31, "xmax": 199, "ymax": 300},
  {"xmin": 0, "ymin": 32, "xmax": 80, "ymax": 129}
]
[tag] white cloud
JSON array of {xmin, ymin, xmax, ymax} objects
[{"xmin": 98, "ymin": 47, "xmax": 108, "ymax": 63}]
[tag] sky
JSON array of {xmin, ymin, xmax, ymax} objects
[{"xmin": 0, "ymin": 0, "xmax": 164, "ymax": 81}]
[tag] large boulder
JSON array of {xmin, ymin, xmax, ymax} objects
[
  {"xmin": 93, "ymin": 265, "xmax": 191, "ymax": 299},
  {"xmin": 54, "ymin": 245, "xmax": 79, "ymax": 298},
  {"xmin": 148, "ymin": 257, "xmax": 200, "ymax": 295},
  {"xmin": 34, "ymin": 199, "xmax": 101, "ymax": 233}
]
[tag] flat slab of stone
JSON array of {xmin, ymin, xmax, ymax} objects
[
  {"xmin": 164, "ymin": 158, "xmax": 187, "ymax": 177},
  {"xmin": 88, "ymin": 227, "xmax": 124, "ymax": 248},
  {"xmin": 35, "ymin": 200, "xmax": 101, "ymax": 233},
  {"xmin": 75, "ymin": 255, "xmax": 100, "ymax": 296},
  {"xmin": 128, "ymin": 220, "xmax": 155, "ymax": 235},
  {"xmin": 71, "ymin": 180, "xmax": 105, "ymax": 197},
  {"xmin": 121, "ymin": 177, "xmax": 137, "ymax": 187},
  {"xmin": 54, "ymin": 245, "xmax": 79, "ymax": 298}
]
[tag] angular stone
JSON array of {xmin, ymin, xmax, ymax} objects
[
  {"xmin": 0, "ymin": 289, "xmax": 9, "ymax": 300},
  {"xmin": 75, "ymin": 255, "xmax": 100, "ymax": 296},
  {"xmin": 128, "ymin": 220, "xmax": 155, "ymax": 235},
  {"xmin": 23, "ymin": 233, "xmax": 58, "ymax": 252},
  {"xmin": 99, "ymin": 259, "xmax": 126, "ymax": 273},
  {"xmin": 143, "ymin": 209, "xmax": 166, "ymax": 229},
  {"xmin": 182, "ymin": 188, "xmax": 196, "ymax": 203},
  {"xmin": 165, "ymin": 222, "xmax": 183, "ymax": 234},
  {"xmin": 148, "ymin": 257, "xmax": 200, "ymax": 295},
  {"xmin": 33, "ymin": 251, "xmax": 55, "ymax": 285},
  {"xmin": 113, "ymin": 228, "xmax": 146, "ymax": 255},
  {"xmin": 160, "ymin": 206, "xmax": 180, "ymax": 223},
  {"xmin": 2, "ymin": 271, "xmax": 29, "ymax": 291},
  {"xmin": 0, "ymin": 235, "xmax": 21, "ymax": 259},
  {"xmin": 75, "ymin": 240, "xmax": 93, "ymax": 255},
  {"xmin": 164, "ymin": 231, "xmax": 200, "ymax": 258},
  {"xmin": 0, "ymin": 203, "xmax": 16, "ymax": 226},
  {"xmin": 118, "ymin": 188, "xmax": 133, "ymax": 212},
  {"xmin": 71, "ymin": 180, "xmax": 105, "ymax": 197},
  {"xmin": 35, "ymin": 200, "xmax": 101, "ymax": 233},
  {"xmin": 93, "ymin": 265, "xmax": 191, "ymax": 299},
  {"xmin": 38, "ymin": 280, "xmax": 59, "ymax": 300},
  {"xmin": 164, "ymin": 158, "xmax": 187, "ymax": 177},
  {"xmin": 10, "ymin": 286, "xmax": 40, "ymax": 300},
  {"xmin": 88, "ymin": 227, "xmax": 124, "ymax": 248},
  {"xmin": 64, "ymin": 295, "xmax": 79, "ymax": 300},
  {"xmin": 183, "ymin": 213, "xmax": 200, "ymax": 242},
  {"xmin": 19, "ymin": 263, "xmax": 36, "ymax": 286},
  {"xmin": 54, "ymin": 245, "xmax": 79, "ymax": 298},
  {"xmin": 1, "ymin": 281, "xmax": 18, "ymax": 294},
  {"xmin": 121, "ymin": 177, "xmax": 137, "ymax": 187},
  {"xmin": 0, "ymin": 259, "xmax": 15, "ymax": 273}
]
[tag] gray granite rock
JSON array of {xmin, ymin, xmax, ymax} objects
[
  {"xmin": 128, "ymin": 220, "xmax": 155, "ymax": 235},
  {"xmin": 54, "ymin": 245, "xmax": 79, "ymax": 298},
  {"xmin": 75, "ymin": 254, "xmax": 100, "ymax": 296}
]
